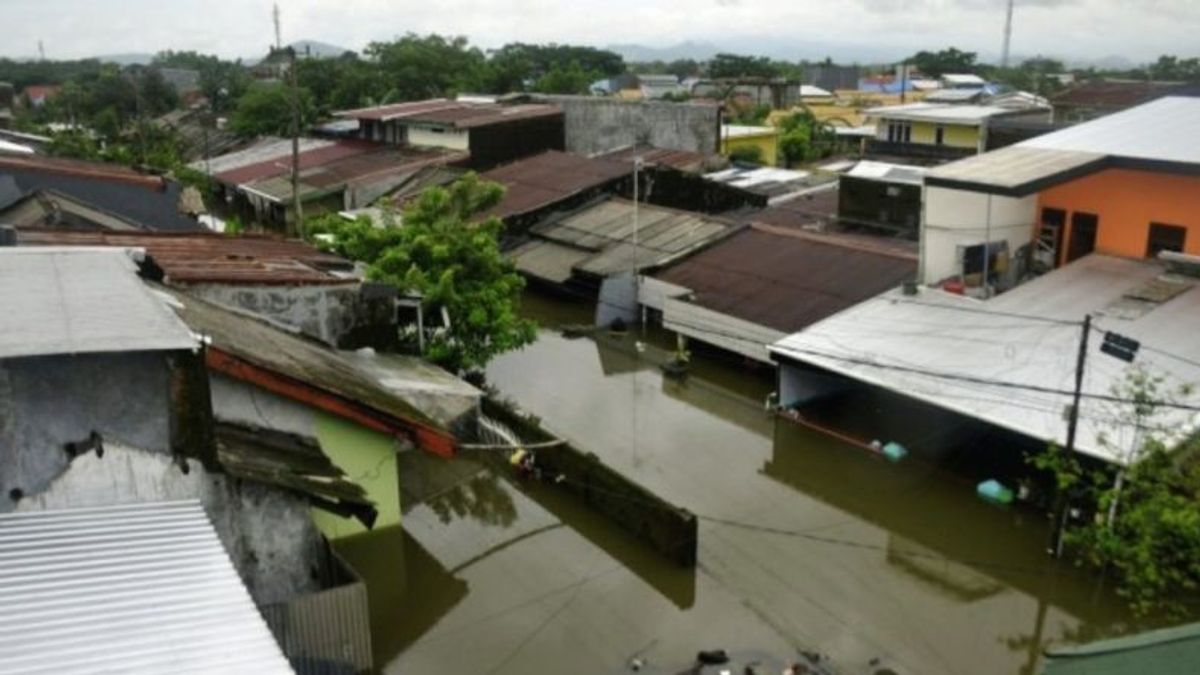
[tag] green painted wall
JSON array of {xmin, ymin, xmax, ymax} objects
[{"xmin": 311, "ymin": 412, "xmax": 401, "ymax": 540}]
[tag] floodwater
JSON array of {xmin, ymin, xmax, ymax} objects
[{"xmin": 342, "ymin": 292, "xmax": 1134, "ymax": 675}]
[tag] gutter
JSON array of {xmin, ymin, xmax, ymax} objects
[{"xmin": 205, "ymin": 347, "xmax": 457, "ymax": 458}]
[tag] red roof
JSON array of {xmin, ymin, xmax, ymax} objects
[
  {"xmin": 22, "ymin": 84, "xmax": 62, "ymax": 102},
  {"xmin": 479, "ymin": 150, "xmax": 632, "ymax": 221},
  {"xmin": 214, "ymin": 139, "xmax": 378, "ymax": 185},
  {"xmin": 655, "ymin": 225, "xmax": 916, "ymax": 333},
  {"xmin": 0, "ymin": 154, "xmax": 165, "ymax": 191},
  {"xmin": 16, "ymin": 229, "xmax": 356, "ymax": 285},
  {"xmin": 337, "ymin": 99, "xmax": 561, "ymax": 129}
]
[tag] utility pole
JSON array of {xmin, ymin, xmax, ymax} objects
[
  {"xmin": 38, "ymin": 40, "xmax": 45, "ymax": 62},
  {"xmin": 273, "ymin": 3, "xmax": 283, "ymax": 51},
  {"xmin": 1051, "ymin": 313, "xmax": 1091, "ymax": 557},
  {"xmin": 1001, "ymin": 0, "xmax": 1016, "ymax": 68},
  {"xmin": 288, "ymin": 46, "xmax": 304, "ymax": 238}
]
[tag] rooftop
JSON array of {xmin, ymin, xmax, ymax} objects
[
  {"xmin": 865, "ymin": 102, "xmax": 1015, "ymax": 125},
  {"xmin": 509, "ymin": 198, "xmax": 737, "ymax": 283},
  {"xmin": 771, "ymin": 254, "xmax": 1200, "ymax": 465},
  {"xmin": 479, "ymin": 150, "xmax": 631, "ymax": 222},
  {"xmin": 926, "ymin": 96, "xmax": 1200, "ymax": 194},
  {"xmin": 0, "ymin": 500, "xmax": 293, "ymax": 674},
  {"xmin": 705, "ymin": 165, "xmax": 821, "ymax": 202},
  {"xmin": 721, "ymin": 124, "xmax": 779, "ymax": 139},
  {"xmin": 1051, "ymin": 79, "xmax": 1199, "ymax": 108},
  {"xmin": 0, "ymin": 247, "xmax": 197, "ymax": 360},
  {"xmin": 655, "ymin": 225, "xmax": 917, "ymax": 334},
  {"xmin": 15, "ymin": 229, "xmax": 356, "ymax": 285},
  {"xmin": 843, "ymin": 160, "xmax": 927, "ymax": 186},
  {"xmin": 0, "ymin": 153, "xmax": 165, "ymax": 191},
  {"xmin": 336, "ymin": 98, "xmax": 562, "ymax": 129},
  {"xmin": 1043, "ymin": 620, "xmax": 1200, "ymax": 675}
]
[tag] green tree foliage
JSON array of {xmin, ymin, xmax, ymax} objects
[
  {"xmin": 533, "ymin": 61, "xmax": 597, "ymax": 95},
  {"xmin": 776, "ymin": 110, "xmax": 835, "ymax": 165},
  {"xmin": 1030, "ymin": 366, "xmax": 1200, "ymax": 619},
  {"xmin": 230, "ymin": 82, "xmax": 315, "ymax": 138},
  {"xmin": 309, "ymin": 175, "xmax": 536, "ymax": 372},
  {"xmin": 489, "ymin": 43, "xmax": 624, "ymax": 83},
  {"xmin": 629, "ymin": 59, "xmax": 702, "ymax": 80},
  {"xmin": 908, "ymin": 47, "xmax": 978, "ymax": 78},
  {"xmin": 296, "ymin": 55, "xmax": 388, "ymax": 114},
  {"xmin": 366, "ymin": 34, "xmax": 488, "ymax": 99},
  {"xmin": 1148, "ymin": 55, "xmax": 1200, "ymax": 82},
  {"xmin": 708, "ymin": 53, "xmax": 781, "ymax": 79},
  {"xmin": 987, "ymin": 57, "xmax": 1067, "ymax": 96}
]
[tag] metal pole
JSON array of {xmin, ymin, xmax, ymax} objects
[
  {"xmin": 288, "ymin": 47, "xmax": 304, "ymax": 238},
  {"xmin": 982, "ymin": 193, "xmax": 992, "ymax": 297},
  {"xmin": 1051, "ymin": 313, "xmax": 1091, "ymax": 557},
  {"xmin": 632, "ymin": 156, "xmax": 642, "ymax": 294}
]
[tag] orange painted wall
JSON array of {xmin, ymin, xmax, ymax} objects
[{"xmin": 1037, "ymin": 168, "xmax": 1200, "ymax": 262}]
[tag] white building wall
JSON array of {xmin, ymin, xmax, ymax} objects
[
  {"xmin": 920, "ymin": 185, "xmax": 1037, "ymax": 284},
  {"xmin": 407, "ymin": 125, "xmax": 469, "ymax": 151}
]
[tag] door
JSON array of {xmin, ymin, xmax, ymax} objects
[
  {"xmin": 1038, "ymin": 208, "xmax": 1066, "ymax": 268},
  {"xmin": 1066, "ymin": 212, "xmax": 1098, "ymax": 264}
]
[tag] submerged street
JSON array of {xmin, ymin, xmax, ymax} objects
[{"xmin": 342, "ymin": 293, "xmax": 1130, "ymax": 675}]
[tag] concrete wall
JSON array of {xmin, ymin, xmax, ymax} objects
[
  {"xmin": 921, "ymin": 185, "xmax": 1037, "ymax": 284},
  {"xmin": 541, "ymin": 95, "xmax": 720, "ymax": 156},
  {"xmin": 0, "ymin": 352, "xmax": 173, "ymax": 506},
  {"xmin": 211, "ymin": 374, "xmax": 405, "ymax": 539},
  {"xmin": 188, "ymin": 282, "xmax": 398, "ymax": 350},
  {"xmin": 721, "ymin": 131, "xmax": 780, "ymax": 166},
  {"xmin": 15, "ymin": 442, "xmax": 325, "ymax": 606}
]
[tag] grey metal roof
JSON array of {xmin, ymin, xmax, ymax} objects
[
  {"xmin": 1020, "ymin": 95, "xmax": 1200, "ymax": 164},
  {"xmin": 771, "ymin": 254, "xmax": 1200, "ymax": 465},
  {"xmin": 0, "ymin": 500, "xmax": 294, "ymax": 674},
  {"xmin": 924, "ymin": 145, "xmax": 1105, "ymax": 194},
  {"xmin": 0, "ymin": 248, "xmax": 198, "ymax": 359}
]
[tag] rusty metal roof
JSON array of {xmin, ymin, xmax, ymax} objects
[
  {"xmin": 0, "ymin": 153, "xmax": 165, "ymax": 190},
  {"xmin": 655, "ymin": 225, "xmax": 916, "ymax": 333},
  {"xmin": 337, "ymin": 99, "xmax": 561, "ymax": 129},
  {"xmin": 214, "ymin": 139, "xmax": 378, "ymax": 185},
  {"xmin": 595, "ymin": 145, "xmax": 713, "ymax": 173},
  {"xmin": 15, "ymin": 229, "xmax": 356, "ymax": 285},
  {"xmin": 480, "ymin": 150, "xmax": 632, "ymax": 221},
  {"xmin": 1051, "ymin": 80, "xmax": 1198, "ymax": 108}
]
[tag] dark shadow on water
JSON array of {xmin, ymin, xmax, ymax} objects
[{"xmin": 334, "ymin": 526, "xmax": 469, "ymax": 670}]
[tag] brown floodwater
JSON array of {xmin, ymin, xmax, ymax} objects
[{"xmin": 340, "ymin": 291, "xmax": 1136, "ymax": 675}]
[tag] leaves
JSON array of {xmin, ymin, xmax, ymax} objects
[{"xmin": 311, "ymin": 175, "xmax": 536, "ymax": 373}]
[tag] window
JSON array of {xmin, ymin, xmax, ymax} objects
[
  {"xmin": 1147, "ymin": 223, "xmax": 1187, "ymax": 257},
  {"xmin": 886, "ymin": 121, "xmax": 912, "ymax": 143},
  {"xmin": 935, "ymin": 125, "xmax": 945, "ymax": 145}
]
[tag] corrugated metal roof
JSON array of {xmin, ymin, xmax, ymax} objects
[
  {"xmin": 845, "ymin": 160, "xmax": 927, "ymax": 186},
  {"xmin": 0, "ymin": 248, "xmax": 197, "ymax": 359},
  {"xmin": 191, "ymin": 137, "xmax": 332, "ymax": 177},
  {"xmin": 706, "ymin": 165, "xmax": 817, "ymax": 201},
  {"xmin": 0, "ymin": 154, "xmax": 165, "ymax": 190},
  {"xmin": 216, "ymin": 139, "xmax": 377, "ymax": 186},
  {"xmin": 866, "ymin": 102, "xmax": 1014, "ymax": 124},
  {"xmin": 770, "ymin": 254, "xmax": 1200, "ymax": 465},
  {"xmin": 15, "ymin": 229, "xmax": 356, "ymax": 285},
  {"xmin": 596, "ymin": 145, "xmax": 712, "ymax": 173},
  {"xmin": 656, "ymin": 226, "xmax": 916, "ymax": 333},
  {"xmin": 1043, "ymin": 620, "xmax": 1200, "ymax": 675},
  {"xmin": 924, "ymin": 145, "xmax": 1106, "ymax": 194},
  {"xmin": 508, "ymin": 239, "xmax": 593, "ymax": 284},
  {"xmin": 241, "ymin": 145, "xmax": 467, "ymax": 203},
  {"xmin": 1020, "ymin": 95, "xmax": 1200, "ymax": 165},
  {"xmin": 337, "ymin": 99, "xmax": 561, "ymax": 129},
  {"xmin": 0, "ymin": 500, "xmax": 294, "ymax": 675},
  {"xmin": 1050, "ymin": 80, "xmax": 1194, "ymax": 108},
  {"xmin": 480, "ymin": 150, "xmax": 631, "ymax": 221}
]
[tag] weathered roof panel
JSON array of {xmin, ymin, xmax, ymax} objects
[
  {"xmin": 0, "ymin": 248, "xmax": 197, "ymax": 359},
  {"xmin": 0, "ymin": 500, "xmax": 294, "ymax": 675}
]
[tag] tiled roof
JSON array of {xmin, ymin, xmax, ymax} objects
[{"xmin": 15, "ymin": 229, "xmax": 356, "ymax": 285}]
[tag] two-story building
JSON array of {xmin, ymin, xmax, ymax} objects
[{"xmin": 866, "ymin": 101, "xmax": 1050, "ymax": 160}]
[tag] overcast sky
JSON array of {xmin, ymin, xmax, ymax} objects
[{"xmin": 3, "ymin": 0, "xmax": 1198, "ymax": 64}]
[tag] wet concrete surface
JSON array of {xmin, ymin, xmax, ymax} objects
[{"xmin": 341, "ymin": 293, "xmax": 1131, "ymax": 675}]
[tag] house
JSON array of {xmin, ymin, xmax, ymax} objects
[
  {"xmin": 506, "ymin": 197, "xmax": 738, "ymax": 293},
  {"xmin": 1042, "ymin": 620, "xmax": 1200, "ymax": 675},
  {"xmin": 20, "ymin": 84, "xmax": 60, "ymax": 107},
  {"xmin": 865, "ymin": 101, "xmax": 1050, "ymax": 159},
  {"xmin": 720, "ymin": 124, "xmax": 780, "ymax": 166},
  {"xmin": 0, "ymin": 501, "xmax": 295, "ymax": 674},
  {"xmin": 638, "ymin": 74, "xmax": 682, "ymax": 100},
  {"xmin": 769, "ymin": 97, "xmax": 1200, "ymax": 470},
  {"xmin": 919, "ymin": 96, "xmax": 1200, "ymax": 287},
  {"xmin": 1051, "ymin": 79, "xmax": 1200, "ymax": 123},
  {"xmin": 0, "ymin": 153, "xmax": 206, "ymax": 231},
  {"xmin": 837, "ymin": 160, "xmax": 926, "ymax": 237},
  {"xmin": 0, "ymin": 246, "xmax": 373, "ymax": 671},
  {"xmin": 335, "ymin": 98, "xmax": 565, "ymax": 168},
  {"xmin": 643, "ymin": 225, "xmax": 916, "ymax": 363},
  {"xmin": 191, "ymin": 137, "xmax": 467, "ymax": 228}
]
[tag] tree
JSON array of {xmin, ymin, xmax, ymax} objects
[
  {"xmin": 908, "ymin": 47, "xmax": 978, "ymax": 78},
  {"xmin": 1030, "ymin": 366, "xmax": 1200, "ymax": 619},
  {"xmin": 310, "ymin": 175, "xmax": 537, "ymax": 373},
  {"xmin": 708, "ymin": 53, "xmax": 779, "ymax": 79},
  {"xmin": 230, "ymin": 82, "xmax": 314, "ymax": 138},
  {"xmin": 1149, "ymin": 55, "xmax": 1200, "ymax": 82},
  {"xmin": 366, "ymin": 34, "xmax": 488, "ymax": 99},
  {"xmin": 533, "ymin": 61, "xmax": 596, "ymax": 95},
  {"xmin": 776, "ymin": 110, "xmax": 836, "ymax": 166}
]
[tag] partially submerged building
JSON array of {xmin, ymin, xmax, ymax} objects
[
  {"xmin": 865, "ymin": 101, "xmax": 1050, "ymax": 160},
  {"xmin": 837, "ymin": 160, "xmax": 926, "ymax": 236},
  {"xmin": 720, "ymin": 124, "xmax": 780, "ymax": 166}
]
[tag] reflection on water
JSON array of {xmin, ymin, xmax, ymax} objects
[{"xmin": 340, "ymin": 292, "xmax": 1139, "ymax": 675}]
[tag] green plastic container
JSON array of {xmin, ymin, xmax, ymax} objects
[{"xmin": 977, "ymin": 479, "xmax": 1014, "ymax": 505}]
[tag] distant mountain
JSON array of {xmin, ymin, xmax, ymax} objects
[
  {"xmin": 609, "ymin": 38, "xmax": 908, "ymax": 66},
  {"xmin": 95, "ymin": 52, "xmax": 155, "ymax": 66},
  {"xmin": 607, "ymin": 41, "xmax": 724, "ymax": 63}
]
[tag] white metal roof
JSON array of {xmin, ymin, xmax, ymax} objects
[
  {"xmin": 800, "ymin": 85, "xmax": 833, "ymax": 97},
  {"xmin": 845, "ymin": 160, "xmax": 926, "ymax": 186},
  {"xmin": 866, "ymin": 102, "xmax": 1013, "ymax": 125},
  {"xmin": 771, "ymin": 255, "xmax": 1200, "ymax": 465},
  {"xmin": 942, "ymin": 73, "xmax": 987, "ymax": 87},
  {"xmin": 0, "ymin": 248, "xmax": 198, "ymax": 359},
  {"xmin": 721, "ymin": 124, "xmax": 779, "ymax": 139},
  {"xmin": 0, "ymin": 500, "xmax": 294, "ymax": 675},
  {"xmin": 925, "ymin": 145, "xmax": 1105, "ymax": 192},
  {"xmin": 1019, "ymin": 96, "xmax": 1200, "ymax": 166},
  {"xmin": 0, "ymin": 139, "xmax": 35, "ymax": 155}
]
